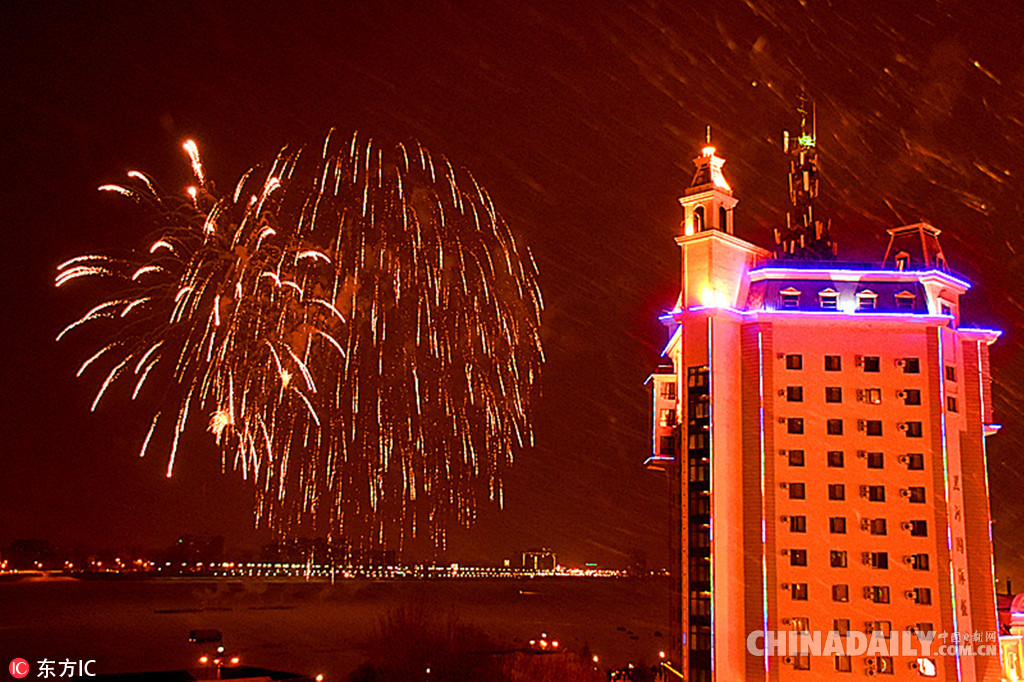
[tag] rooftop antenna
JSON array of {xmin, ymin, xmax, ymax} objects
[{"xmin": 706, "ymin": 125, "xmax": 712, "ymax": 144}]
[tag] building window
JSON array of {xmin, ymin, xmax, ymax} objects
[
  {"xmin": 947, "ymin": 396, "xmax": 958, "ymax": 412},
  {"xmin": 909, "ymin": 553, "xmax": 929, "ymax": 570},
  {"xmin": 827, "ymin": 450, "xmax": 844, "ymax": 467},
  {"xmin": 788, "ymin": 418, "xmax": 804, "ymax": 434},
  {"xmin": 941, "ymin": 302, "xmax": 953, "ymax": 316},
  {"xmin": 868, "ymin": 621, "xmax": 892, "ymax": 637},
  {"xmin": 788, "ymin": 483, "xmax": 806, "ymax": 500},
  {"xmin": 906, "ymin": 486, "xmax": 926, "ymax": 503},
  {"xmin": 870, "ymin": 655, "xmax": 894, "ymax": 675},
  {"xmin": 830, "ymin": 550, "xmax": 848, "ymax": 568},
  {"xmin": 912, "ymin": 588, "xmax": 932, "ymax": 605},
  {"xmin": 785, "ymin": 354, "xmax": 803, "ymax": 370},
  {"xmin": 789, "ymin": 515, "xmax": 807, "ymax": 533},
  {"xmin": 788, "ymin": 449, "xmax": 805, "ymax": 466},
  {"xmin": 787, "ymin": 386, "xmax": 803, "ymax": 402},
  {"xmin": 866, "ymin": 452, "xmax": 884, "ymax": 469},
  {"xmin": 825, "ymin": 386, "xmax": 842, "ymax": 403},
  {"xmin": 819, "ymin": 288, "xmax": 839, "ymax": 310},
  {"xmin": 862, "ymin": 356, "xmax": 880, "ymax": 372},
  {"xmin": 659, "ymin": 409, "xmax": 676, "ymax": 427},
  {"xmin": 865, "ymin": 420, "xmax": 883, "ymax": 436},
  {"xmin": 908, "ymin": 520, "xmax": 928, "ymax": 537},
  {"xmin": 659, "ymin": 382, "xmax": 677, "ymax": 400},
  {"xmin": 828, "ymin": 484, "xmax": 845, "ymax": 500},
  {"xmin": 834, "ymin": 655, "xmax": 852, "ymax": 672},
  {"xmin": 901, "ymin": 389, "xmax": 921, "ymax": 405},
  {"xmin": 905, "ymin": 453, "xmax": 924, "ymax": 470},
  {"xmin": 833, "ymin": 619, "xmax": 850, "ymax": 636},
  {"xmin": 903, "ymin": 421, "xmax": 923, "ymax": 437},
  {"xmin": 866, "ymin": 485, "xmax": 885, "ymax": 502},
  {"xmin": 945, "ymin": 365, "xmax": 957, "ymax": 382},
  {"xmin": 693, "ymin": 205, "xmax": 705, "ymax": 232},
  {"xmin": 829, "ymin": 517, "xmax": 846, "ymax": 534},
  {"xmin": 824, "ymin": 355, "xmax": 841, "ymax": 371},
  {"xmin": 794, "ymin": 652, "xmax": 811, "ymax": 670},
  {"xmin": 659, "ymin": 436, "xmax": 676, "ymax": 456},
  {"xmin": 869, "ymin": 518, "xmax": 887, "ymax": 535},
  {"xmin": 857, "ymin": 290, "xmax": 877, "ymax": 310},
  {"xmin": 719, "ymin": 206, "xmax": 728, "ymax": 231},
  {"xmin": 859, "ymin": 388, "xmax": 882, "ymax": 404},
  {"xmin": 827, "ymin": 419, "xmax": 843, "ymax": 435},
  {"xmin": 789, "ymin": 549, "xmax": 807, "ymax": 566},
  {"xmin": 832, "ymin": 584, "xmax": 849, "ymax": 602},
  {"xmin": 781, "ymin": 289, "xmax": 800, "ymax": 309},
  {"xmin": 867, "ymin": 552, "xmax": 889, "ymax": 569},
  {"xmin": 789, "ymin": 583, "xmax": 808, "ymax": 600},
  {"xmin": 902, "ymin": 357, "xmax": 920, "ymax": 373},
  {"xmin": 867, "ymin": 586, "xmax": 890, "ymax": 604}
]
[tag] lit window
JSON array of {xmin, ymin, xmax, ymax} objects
[
  {"xmin": 867, "ymin": 586, "xmax": 890, "ymax": 604},
  {"xmin": 693, "ymin": 206, "xmax": 705, "ymax": 232},
  {"xmin": 791, "ymin": 583, "xmax": 808, "ymax": 600},
  {"xmin": 658, "ymin": 409, "xmax": 676, "ymax": 427},
  {"xmin": 895, "ymin": 251, "xmax": 910, "ymax": 270},
  {"xmin": 832, "ymin": 584, "xmax": 849, "ymax": 601},
  {"xmin": 781, "ymin": 288, "xmax": 801, "ymax": 309},
  {"xmin": 819, "ymin": 288, "xmax": 839, "ymax": 310},
  {"xmin": 859, "ymin": 388, "xmax": 882, "ymax": 404},
  {"xmin": 830, "ymin": 550, "xmax": 847, "ymax": 568}
]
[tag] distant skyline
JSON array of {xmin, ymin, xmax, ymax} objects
[{"xmin": 4, "ymin": 2, "xmax": 1024, "ymax": 573}]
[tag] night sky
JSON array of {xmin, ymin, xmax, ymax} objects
[{"xmin": 4, "ymin": 1, "xmax": 1024, "ymax": 572}]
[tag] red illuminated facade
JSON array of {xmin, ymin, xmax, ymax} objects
[{"xmin": 647, "ymin": 141, "xmax": 1000, "ymax": 680}]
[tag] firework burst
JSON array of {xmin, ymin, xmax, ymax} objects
[{"xmin": 57, "ymin": 132, "xmax": 544, "ymax": 549}]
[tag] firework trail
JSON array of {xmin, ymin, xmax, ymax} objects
[{"xmin": 56, "ymin": 132, "xmax": 544, "ymax": 549}]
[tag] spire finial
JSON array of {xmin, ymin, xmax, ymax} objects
[{"xmin": 706, "ymin": 125, "xmax": 712, "ymax": 144}]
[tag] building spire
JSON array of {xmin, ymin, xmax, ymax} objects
[{"xmin": 774, "ymin": 96, "xmax": 837, "ymax": 260}]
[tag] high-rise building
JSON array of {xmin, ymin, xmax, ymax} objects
[{"xmin": 646, "ymin": 128, "xmax": 1001, "ymax": 680}]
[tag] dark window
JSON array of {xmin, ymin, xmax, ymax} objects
[
  {"xmin": 786, "ymin": 354, "xmax": 802, "ymax": 370},
  {"xmin": 907, "ymin": 487, "xmax": 926, "ymax": 503},
  {"xmin": 830, "ymin": 550, "xmax": 847, "ymax": 568},
  {"xmin": 941, "ymin": 303, "xmax": 953, "ymax": 316},
  {"xmin": 788, "ymin": 418, "xmax": 804, "ymax": 434},
  {"xmin": 824, "ymin": 355, "xmax": 841, "ymax": 371},
  {"xmin": 833, "ymin": 619, "xmax": 850, "ymax": 636},
  {"xmin": 789, "ymin": 483, "xmax": 806, "ymax": 500},
  {"xmin": 825, "ymin": 386, "xmax": 843, "ymax": 403},
  {"xmin": 820, "ymin": 293, "xmax": 838, "ymax": 310},
  {"xmin": 867, "ymin": 485, "xmax": 885, "ymax": 502},
  {"xmin": 902, "ymin": 389, "xmax": 921, "ymax": 405},
  {"xmin": 867, "ymin": 452, "xmax": 884, "ymax": 469},
  {"xmin": 789, "ymin": 515, "xmax": 807, "ymax": 533},
  {"xmin": 873, "ymin": 655, "xmax": 894, "ymax": 674},
  {"xmin": 868, "ymin": 552, "xmax": 889, "ymax": 569},
  {"xmin": 794, "ymin": 653, "xmax": 811, "ymax": 670},
  {"xmin": 945, "ymin": 366, "xmax": 957, "ymax": 382},
  {"xmin": 869, "ymin": 621, "xmax": 892, "ymax": 637},
  {"xmin": 866, "ymin": 420, "xmax": 883, "ymax": 436},
  {"xmin": 828, "ymin": 484, "xmax": 845, "ymax": 500},
  {"xmin": 791, "ymin": 583, "xmax": 808, "ymax": 600},
  {"xmin": 787, "ymin": 386, "xmax": 803, "ymax": 402},
  {"xmin": 914, "ymin": 588, "xmax": 932, "ymax": 605},
  {"xmin": 829, "ymin": 517, "xmax": 846, "ymax": 534},
  {"xmin": 832, "ymin": 584, "xmax": 849, "ymax": 602},
  {"xmin": 719, "ymin": 206, "xmax": 728, "ymax": 231},
  {"xmin": 827, "ymin": 451, "xmax": 844, "ymax": 467},
  {"xmin": 863, "ymin": 356, "xmax": 880, "ymax": 372},
  {"xmin": 869, "ymin": 519, "xmax": 887, "ymax": 535},
  {"xmin": 947, "ymin": 396, "xmax": 958, "ymax": 412},
  {"xmin": 827, "ymin": 419, "xmax": 843, "ymax": 435},
  {"xmin": 909, "ymin": 520, "xmax": 928, "ymax": 537},
  {"xmin": 910, "ymin": 554, "xmax": 929, "ymax": 571},
  {"xmin": 659, "ymin": 382, "xmax": 677, "ymax": 400},
  {"xmin": 788, "ymin": 449, "xmax": 805, "ymax": 467},
  {"xmin": 693, "ymin": 205, "xmax": 705, "ymax": 232},
  {"xmin": 858, "ymin": 295, "xmax": 876, "ymax": 310},
  {"xmin": 904, "ymin": 421, "xmax": 923, "ymax": 438},
  {"xmin": 835, "ymin": 656, "xmax": 852, "ymax": 672},
  {"xmin": 906, "ymin": 453, "xmax": 924, "ymax": 470},
  {"xmin": 659, "ymin": 436, "xmax": 676, "ymax": 456},
  {"xmin": 789, "ymin": 549, "xmax": 807, "ymax": 566},
  {"xmin": 782, "ymin": 292, "xmax": 800, "ymax": 309},
  {"xmin": 896, "ymin": 295, "xmax": 914, "ymax": 310},
  {"xmin": 903, "ymin": 358, "xmax": 920, "ymax": 373}
]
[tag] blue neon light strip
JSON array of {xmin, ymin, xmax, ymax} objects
[
  {"xmin": 937, "ymin": 328, "xmax": 963, "ymax": 680},
  {"xmin": 757, "ymin": 330, "xmax": 769, "ymax": 678},
  {"xmin": 707, "ymin": 317, "xmax": 715, "ymax": 677},
  {"xmin": 749, "ymin": 266, "xmax": 972, "ymax": 290}
]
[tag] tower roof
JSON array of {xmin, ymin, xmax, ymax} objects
[{"xmin": 685, "ymin": 145, "xmax": 732, "ymax": 196}]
